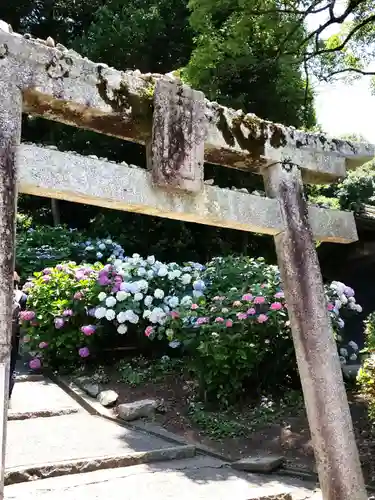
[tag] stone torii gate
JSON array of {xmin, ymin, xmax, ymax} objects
[{"xmin": 0, "ymin": 21, "xmax": 374, "ymax": 500}]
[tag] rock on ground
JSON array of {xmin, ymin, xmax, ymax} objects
[
  {"xmin": 97, "ymin": 390, "xmax": 118, "ymax": 407},
  {"xmin": 117, "ymin": 399, "xmax": 159, "ymax": 421},
  {"xmin": 75, "ymin": 377, "xmax": 101, "ymax": 398}
]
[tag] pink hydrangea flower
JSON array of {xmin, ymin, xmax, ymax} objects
[
  {"xmin": 145, "ymin": 326, "xmax": 154, "ymax": 337},
  {"xmin": 270, "ymin": 302, "xmax": 282, "ymax": 311},
  {"xmin": 236, "ymin": 312, "xmax": 247, "ymax": 320},
  {"xmin": 54, "ymin": 317, "xmax": 64, "ymax": 329},
  {"xmin": 261, "ymin": 284, "xmax": 266, "ymax": 289},
  {"xmin": 39, "ymin": 341, "xmax": 48, "ymax": 349},
  {"xmin": 327, "ymin": 303, "xmax": 334, "ymax": 311},
  {"xmin": 215, "ymin": 317, "xmax": 224, "ymax": 323},
  {"xmin": 170, "ymin": 311, "xmax": 180, "ymax": 319},
  {"xmin": 56, "ymin": 264, "xmax": 63, "ymax": 271},
  {"xmin": 63, "ymin": 309, "xmax": 73, "ymax": 317},
  {"xmin": 197, "ymin": 317, "xmax": 209, "ymax": 325},
  {"xmin": 257, "ymin": 314, "xmax": 268, "ymax": 323},
  {"xmin": 233, "ymin": 301, "xmax": 242, "ymax": 307},
  {"xmin": 98, "ymin": 271, "xmax": 111, "ymax": 286},
  {"xmin": 274, "ymin": 291, "xmax": 284, "ymax": 299},
  {"xmin": 29, "ymin": 358, "xmax": 41, "ymax": 370},
  {"xmin": 42, "ymin": 275, "xmax": 51, "ymax": 282},
  {"xmin": 226, "ymin": 319, "xmax": 233, "ymax": 327},
  {"xmin": 74, "ymin": 292, "xmax": 83, "ymax": 300},
  {"xmin": 81, "ymin": 325, "xmax": 96, "ymax": 336},
  {"xmin": 78, "ymin": 347, "xmax": 90, "ymax": 358},
  {"xmin": 20, "ymin": 310, "xmax": 35, "ymax": 321},
  {"xmin": 254, "ymin": 296, "xmax": 265, "ymax": 305},
  {"xmin": 242, "ymin": 294, "xmax": 253, "ymax": 302},
  {"xmin": 247, "ymin": 308, "xmax": 256, "ymax": 315},
  {"xmin": 43, "ymin": 268, "xmax": 52, "ymax": 275},
  {"xmin": 191, "ymin": 304, "xmax": 199, "ymax": 310}
]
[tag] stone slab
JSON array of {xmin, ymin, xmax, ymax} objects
[
  {"xmin": 4, "ymin": 456, "xmax": 321, "ymax": 500},
  {"xmin": 8, "ymin": 379, "xmax": 82, "ymax": 418},
  {"xmin": 5, "ymin": 413, "xmax": 177, "ymax": 470},
  {"xmin": 232, "ymin": 455, "xmax": 284, "ymax": 473},
  {"xmin": 18, "ymin": 144, "xmax": 358, "ymax": 243}
]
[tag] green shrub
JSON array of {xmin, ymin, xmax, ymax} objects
[
  {"xmin": 357, "ymin": 355, "xmax": 375, "ymax": 423},
  {"xmin": 22, "ymin": 262, "xmax": 103, "ymax": 369},
  {"xmin": 21, "ymin": 254, "xmax": 361, "ymax": 406},
  {"xmin": 16, "ymin": 225, "xmax": 125, "ymax": 278}
]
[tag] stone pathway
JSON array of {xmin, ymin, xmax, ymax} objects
[{"xmin": 4, "ymin": 373, "xmax": 323, "ymax": 499}]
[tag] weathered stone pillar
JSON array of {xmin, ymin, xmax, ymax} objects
[
  {"xmin": 262, "ymin": 162, "xmax": 367, "ymax": 500},
  {"xmin": 0, "ymin": 67, "xmax": 22, "ymax": 498}
]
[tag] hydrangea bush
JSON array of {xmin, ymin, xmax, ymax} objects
[
  {"xmin": 20, "ymin": 253, "xmax": 362, "ymax": 405},
  {"xmin": 21, "ymin": 262, "xmax": 103, "ymax": 369},
  {"xmin": 16, "ymin": 224, "xmax": 125, "ymax": 278}
]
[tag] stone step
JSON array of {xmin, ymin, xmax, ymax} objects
[
  {"xmin": 4, "ymin": 456, "xmax": 321, "ymax": 500},
  {"xmin": 5, "ymin": 412, "xmax": 195, "ymax": 484},
  {"xmin": 8, "ymin": 379, "xmax": 83, "ymax": 420}
]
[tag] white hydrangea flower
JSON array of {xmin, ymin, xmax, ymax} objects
[
  {"xmin": 168, "ymin": 296, "xmax": 179, "ymax": 308},
  {"xmin": 98, "ymin": 292, "xmax": 107, "ymax": 302},
  {"xmin": 105, "ymin": 239, "xmax": 113, "ymax": 245},
  {"xmin": 138, "ymin": 280, "xmax": 149, "ymax": 291},
  {"xmin": 147, "ymin": 255, "xmax": 156, "ymax": 265},
  {"xmin": 348, "ymin": 340, "xmax": 359, "ymax": 351},
  {"xmin": 105, "ymin": 309, "xmax": 116, "ymax": 321},
  {"xmin": 149, "ymin": 307, "xmax": 166, "ymax": 324},
  {"xmin": 143, "ymin": 309, "xmax": 151, "ymax": 319},
  {"xmin": 193, "ymin": 290, "xmax": 203, "ymax": 298},
  {"xmin": 128, "ymin": 313, "xmax": 139, "ymax": 324},
  {"xmin": 340, "ymin": 294, "xmax": 348, "ymax": 305},
  {"xmin": 132, "ymin": 253, "xmax": 140, "ymax": 259},
  {"xmin": 137, "ymin": 267, "xmax": 146, "ymax": 276},
  {"xmin": 117, "ymin": 324, "xmax": 128, "ymax": 335},
  {"xmin": 94, "ymin": 307, "xmax": 106, "ymax": 319},
  {"xmin": 348, "ymin": 297, "xmax": 356, "ymax": 303},
  {"xmin": 144, "ymin": 295, "xmax": 153, "ymax": 307},
  {"xmin": 154, "ymin": 289, "xmax": 165, "ymax": 299},
  {"xmin": 117, "ymin": 312, "xmax": 127, "ymax": 323},
  {"xmin": 335, "ymin": 299, "xmax": 342, "ymax": 310},
  {"xmin": 337, "ymin": 318, "xmax": 345, "ymax": 329},
  {"xmin": 98, "ymin": 243, "xmax": 106, "ymax": 250},
  {"xmin": 355, "ymin": 304, "xmax": 363, "ymax": 313},
  {"xmin": 157, "ymin": 266, "xmax": 168, "ymax": 277},
  {"xmin": 105, "ymin": 296, "xmax": 117, "ymax": 308},
  {"xmin": 134, "ymin": 292, "xmax": 144, "ymax": 301},
  {"xmin": 116, "ymin": 291, "xmax": 129, "ymax": 302},
  {"xmin": 113, "ymin": 259, "xmax": 123, "ymax": 268},
  {"xmin": 147, "ymin": 270, "xmax": 154, "ymax": 279},
  {"xmin": 350, "ymin": 353, "xmax": 357, "ymax": 361},
  {"xmin": 180, "ymin": 273, "xmax": 192, "ymax": 285},
  {"xmin": 180, "ymin": 295, "xmax": 193, "ymax": 307},
  {"xmin": 339, "ymin": 348, "xmax": 348, "ymax": 357}
]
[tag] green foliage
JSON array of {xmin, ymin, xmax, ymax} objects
[
  {"xmin": 357, "ymin": 356, "xmax": 375, "ymax": 424},
  {"xmin": 363, "ymin": 312, "xmax": 375, "ymax": 357},
  {"xmin": 336, "ymin": 161, "xmax": 375, "ymax": 213},
  {"xmin": 22, "ymin": 263, "xmax": 103, "ymax": 368},
  {"xmin": 16, "ymin": 226, "xmax": 85, "ymax": 278},
  {"xmin": 116, "ymin": 355, "xmax": 183, "ymax": 386},
  {"xmin": 184, "ymin": 0, "xmax": 316, "ymax": 128},
  {"xmin": 76, "ymin": 0, "xmax": 193, "ymax": 74},
  {"xmin": 188, "ymin": 391, "xmax": 304, "ymax": 438},
  {"xmin": 15, "ymin": 225, "xmax": 125, "ymax": 278}
]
